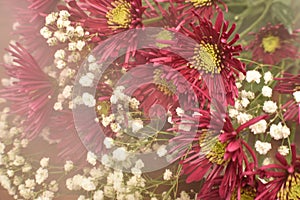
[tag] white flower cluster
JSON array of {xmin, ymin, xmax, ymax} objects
[
  {"xmin": 0, "ymin": 108, "xmax": 59, "ymax": 200},
  {"xmin": 255, "ymin": 141, "xmax": 272, "ymax": 155},
  {"xmin": 270, "ymin": 122, "xmax": 290, "ymax": 140},
  {"xmin": 66, "ymin": 159, "xmax": 147, "ymax": 200}
]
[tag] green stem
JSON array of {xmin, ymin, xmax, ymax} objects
[
  {"xmin": 143, "ymin": 16, "xmax": 164, "ymax": 25},
  {"xmin": 239, "ymin": 2, "xmax": 272, "ymax": 38}
]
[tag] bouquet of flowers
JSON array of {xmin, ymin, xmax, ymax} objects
[{"xmin": 0, "ymin": 0, "xmax": 300, "ymax": 199}]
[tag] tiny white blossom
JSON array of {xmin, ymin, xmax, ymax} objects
[
  {"xmin": 59, "ymin": 10, "xmax": 70, "ymax": 19},
  {"xmin": 82, "ymin": 93, "xmax": 96, "ymax": 107},
  {"xmin": 293, "ymin": 91, "xmax": 300, "ymax": 103},
  {"xmin": 237, "ymin": 113, "xmax": 253, "ymax": 124},
  {"xmin": 88, "ymin": 55, "xmax": 96, "ymax": 63},
  {"xmin": 249, "ymin": 120, "xmax": 267, "ymax": 134},
  {"xmin": 35, "ymin": 168, "xmax": 49, "ymax": 184},
  {"xmin": 264, "ymin": 71, "xmax": 273, "ymax": 84},
  {"xmin": 135, "ymin": 159, "xmax": 144, "ymax": 169},
  {"xmin": 241, "ymin": 98, "xmax": 250, "ymax": 108},
  {"xmin": 246, "ymin": 70, "xmax": 261, "ymax": 84},
  {"xmin": 40, "ymin": 27, "xmax": 53, "ymax": 39},
  {"xmin": 278, "ymin": 145, "xmax": 289, "ymax": 156},
  {"xmin": 87, "ymin": 151, "xmax": 97, "ymax": 166},
  {"xmin": 40, "ymin": 157, "xmax": 49, "ymax": 168},
  {"xmin": 64, "ymin": 160, "xmax": 74, "ymax": 172},
  {"xmin": 112, "ymin": 147, "xmax": 128, "ymax": 161},
  {"xmin": 262, "ymin": 86, "xmax": 272, "ymax": 97},
  {"xmin": 176, "ymin": 107, "xmax": 184, "ymax": 116},
  {"xmin": 62, "ymin": 85, "xmax": 73, "ymax": 98},
  {"xmin": 255, "ymin": 141, "xmax": 272, "ymax": 155},
  {"xmin": 157, "ymin": 145, "xmax": 167, "ymax": 157},
  {"xmin": 93, "ymin": 190, "xmax": 104, "ymax": 200},
  {"xmin": 270, "ymin": 123, "xmax": 290, "ymax": 140},
  {"xmin": 53, "ymin": 102, "xmax": 63, "ymax": 111},
  {"xmin": 54, "ymin": 49, "xmax": 66, "ymax": 60},
  {"xmin": 76, "ymin": 40, "xmax": 86, "ymax": 51},
  {"xmin": 263, "ymin": 101, "xmax": 277, "ymax": 114},
  {"xmin": 45, "ymin": 12, "xmax": 58, "ymax": 25},
  {"xmin": 79, "ymin": 73, "xmax": 94, "ymax": 87},
  {"xmin": 163, "ymin": 169, "xmax": 172, "ymax": 180},
  {"xmin": 81, "ymin": 177, "xmax": 96, "ymax": 191},
  {"xmin": 131, "ymin": 119, "xmax": 143, "ymax": 133},
  {"xmin": 103, "ymin": 137, "xmax": 114, "ymax": 149}
]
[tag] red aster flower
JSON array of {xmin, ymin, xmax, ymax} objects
[
  {"xmin": 247, "ymin": 24, "xmax": 299, "ymax": 65},
  {"xmin": 146, "ymin": 12, "xmax": 245, "ymax": 106},
  {"xmin": 65, "ymin": 0, "xmax": 145, "ymax": 37},
  {"xmin": 254, "ymin": 144, "xmax": 300, "ymax": 200},
  {"xmin": 275, "ymin": 73, "xmax": 300, "ymax": 124},
  {"xmin": 1, "ymin": 43, "xmax": 56, "ymax": 139},
  {"xmin": 170, "ymin": 101, "xmax": 267, "ymax": 199}
]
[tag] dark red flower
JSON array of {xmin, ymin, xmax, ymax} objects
[
  {"xmin": 247, "ymin": 24, "xmax": 299, "ymax": 65},
  {"xmin": 144, "ymin": 12, "xmax": 245, "ymax": 106},
  {"xmin": 1, "ymin": 43, "xmax": 56, "ymax": 139},
  {"xmin": 64, "ymin": 0, "xmax": 145, "ymax": 37},
  {"xmin": 170, "ymin": 101, "xmax": 267, "ymax": 199},
  {"xmin": 253, "ymin": 144, "xmax": 300, "ymax": 200},
  {"xmin": 275, "ymin": 73, "xmax": 300, "ymax": 124}
]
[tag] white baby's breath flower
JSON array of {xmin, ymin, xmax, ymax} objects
[
  {"xmin": 87, "ymin": 151, "xmax": 97, "ymax": 166},
  {"xmin": 131, "ymin": 119, "xmax": 143, "ymax": 133},
  {"xmin": 270, "ymin": 123, "xmax": 290, "ymax": 140},
  {"xmin": 293, "ymin": 91, "xmax": 300, "ymax": 103},
  {"xmin": 35, "ymin": 168, "xmax": 48, "ymax": 184},
  {"xmin": 64, "ymin": 160, "xmax": 74, "ymax": 172},
  {"xmin": 176, "ymin": 107, "xmax": 184, "ymax": 116},
  {"xmin": 262, "ymin": 86, "xmax": 272, "ymax": 97},
  {"xmin": 79, "ymin": 73, "xmax": 94, "ymax": 87},
  {"xmin": 40, "ymin": 157, "xmax": 49, "ymax": 168},
  {"xmin": 135, "ymin": 159, "xmax": 144, "ymax": 169},
  {"xmin": 62, "ymin": 85, "xmax": 73, "ymax": 99},
  {"xmin": 264, "ymin": 71, "xmax": 273, "ymax": 84},
  {"xmin": 103, "ymin": 137, "xmax": 114, "ymax": 149},
  {"xmin": 249, "ymin": 119, "xmax": 267, "ymax": 134},
  {"xmin": 45, "ymin": 12, "xmax": 58, "ymax": 25},
  {"xmin": 163, "ymin": 169, "xmax": 172, "ymax": 180},
  {"xmin": 75, "ymin": 26, "xmax": 85, "ymax": 37},
  {"xmin": 59, "ymin": 10, "xmax": 70, "ymax": 19},
  {"xmin": 263, "ymin": 101, "xmax": 277, "ymax": 114},
  {"xmin": 53, "ymin": 102, "xmax": 63, "ymax": 111},
  {"xmin": 76, "ymin": 40, "xmax": 86, "ymax": 51},
  {"xmin": 40, "ymin": 27, "xmax": 52, "ymax": 39},
  {"xmin": 81, "ymin": 177, "xmax": 96, "ymax": 191},
  {"xmin": 236, "ymin": 113, "xmax": 253, "ymax": 124},
  {"xmin": 278, "ymin": 145, "xmax": 289, "ymax": 156},
  {"xmin": 157, "ymin": 145, "xmax": 167, "ymax": 157},
  {"xmin": 82, "ymin": 93, "xmax": 96, "ymax": 107},
  {"xmin": 93, "ymin": 190, "xmax": 104, "ymax": 200},
  {"xmin": 255, "ymin": 141, "xmax": 272, "ymax": 155},
  {"xmin": 241, "ymin": 98, "xmax": 250, "ymax": 108},
  {"xmin": 54, "ymin": 49, "xmax": 66, "ymax": 60},
  {"xmin": 246, "ymin": 70, "xmax": 261, "ymax": 84},
  {"xmin": 112, "ymin": 147, "xmax": 128, "ymax": 161}
]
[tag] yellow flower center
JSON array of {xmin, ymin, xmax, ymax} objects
[
  {"xmin": 96, "ymin": 101, "xmax": 111, "ymax": 116},
  {"xmin": 187, "ymin": 0, "xmax": 212, "ymax": 7},
  {"xmin": 153, "ymin": 69, "xmax": 176, "ymax": 96},
  {"xmin": 231, "ymin": 187, "xmax": 256, "ymax": 200},
  {"xmin": 199, "ymin": 132, "xmax": 227, "ymax": 165},
  {"xmin": 106, "ymin": 0, "xmax": 132, "ymax": 30},
  {"xmin": 190, "ymin": 42, "xmax": 222, "ymax": 74},
  {"xmin": 262, "ymin": 35, "xmax": 280, "ymax": 53},
  {"xmin": 278, "ymin": 173, "xmax": 300, "ymax": 200}
]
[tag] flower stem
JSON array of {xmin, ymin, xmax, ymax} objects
[{"xmin": 143, "ymin": 16, "xmax": 164, "ymax": 25}]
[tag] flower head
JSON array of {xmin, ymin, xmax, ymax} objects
[{"xmin": 248, "ymin": 24, "xmax": 299, "ymax": 65}]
